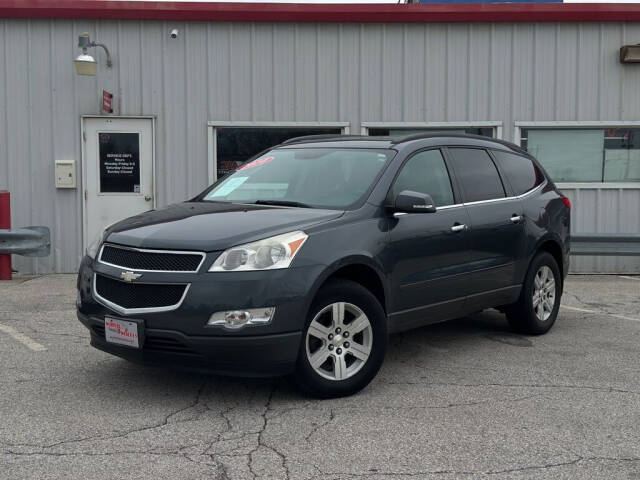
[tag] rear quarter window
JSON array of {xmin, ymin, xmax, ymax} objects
[{"xmin": 492, "ymin": 150, "xmax": 545, "ymax": 196}]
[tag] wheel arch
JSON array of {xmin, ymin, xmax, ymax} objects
[
  {"xmin": 533, "ymin": 236, "xmax": 565, "ymax": 289},
  {"xmin": 307, "ymin": 257, "xmax": 389, "ymax": 315}
]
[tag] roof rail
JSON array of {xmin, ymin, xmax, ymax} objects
[
  {"xmin": 390, "ymin": 132, "xmax": 527, "ymax": 154},
  {"xmin": 280, "ymin": 134, "xmax": 365, "ymax": 145}
]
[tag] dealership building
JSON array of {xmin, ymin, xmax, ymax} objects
[{"xmin": 0, "ymin": 0, "xmax": 639, "ymax": 274}]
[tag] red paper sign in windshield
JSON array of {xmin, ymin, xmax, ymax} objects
[{"xmin": 237, "ymin": 156, "xmax": 274, "ymax": 171}]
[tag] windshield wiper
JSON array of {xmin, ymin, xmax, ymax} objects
[{"xmin": 253, "ymin": 200, "xmax": 312, "ymax": 208}]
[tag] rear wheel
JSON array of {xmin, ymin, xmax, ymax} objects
[
  {"xmin": 291, "ymin": 279, "xmax": 387, "ymax": 398},
  {"xmin": 506, "ymin": 252, "xmax": 561, "ymax": 335}
]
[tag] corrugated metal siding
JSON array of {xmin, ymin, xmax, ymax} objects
[
  {"xmin": 0, "ymin": 19, "xmax": 639, "ymax": 273},
  {"xmin": 561, "ymin": 187, "xmax": 640, "ymax": 274}
]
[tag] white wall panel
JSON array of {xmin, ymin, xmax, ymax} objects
[{"xmin": 0, "ymin": 19, "xmax": 639, "ymax": 273}]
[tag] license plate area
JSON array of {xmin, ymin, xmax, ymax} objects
[{"xmin": 104, "ymin": 316, "xmax": 145, "ymax": 349}]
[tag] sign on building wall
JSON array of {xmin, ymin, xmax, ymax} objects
[
  {"xmin": 98, "ymin": 132, "xmax": 141, "ymax": 193},
  {"xmin": 102, "ymin": 90, "xmax": 113, "ymax": 114}
]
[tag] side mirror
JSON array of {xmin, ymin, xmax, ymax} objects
[{"xmin": 393, "ymin": 190, "xmax": 437, "ymax": 214}]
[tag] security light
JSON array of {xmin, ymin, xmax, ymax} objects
[
  {"xmin": 620, "ymin": 44, "xmax": 640, "ymax": 64},
  {"xmin": 74, "ymin": 32, "xmax": 112, "ymax": 76}
]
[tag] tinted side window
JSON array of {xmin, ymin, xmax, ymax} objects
[
  {"xmin": 391, "ymin": 149, "xmax": 454, "ymax": 207},
  {"xmin": 447, "ymin": 148, "xmax": 505, "ymax": 202},
  {"xmin": 492, "ymin": 150, "xmax": 545, "ymax": 196}
]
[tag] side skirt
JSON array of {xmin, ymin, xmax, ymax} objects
[{"xmin": 387, "ymin": 285, "xmax": 522, "ymax": 334}]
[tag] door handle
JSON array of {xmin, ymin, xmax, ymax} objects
[
  {"xmin": 510, "ymin": 215, "xmax": 523, "ymax": 224},
  {"xmin": 144, "ymin": 195, "xmax": 153, "ymax": 202},
  {"xmin": 451, "ymin": 223, "xmax": 466, "ymax": 233}
]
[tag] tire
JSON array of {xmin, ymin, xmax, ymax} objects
[
  {"xmin": 505, "ymin": 251, "xmax": 562, "ymax": 335},
  {"xmin": 290, "ymin": 279, "xmax": 387, "ymax": 399}
]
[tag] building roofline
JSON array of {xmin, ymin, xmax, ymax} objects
[{"xmin": 1, "ymin": 1, "xmax": 640, "ymax": 23}]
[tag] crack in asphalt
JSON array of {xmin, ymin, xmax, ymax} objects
[
  {"xmin": 564, "ymin": 292, "xmax": 639, "ymax": 320},
  {"xmin": 247, "ymin": 382, "xmax": 291, "ymax": 480},
  {"xmin": 304, "ymin": 409, "xmax": 335, "ymax": 445},
  {"xmin": 310, "ymin": 455, "xmax": 640, "ymax": 478},
  {"xmin": 2, "ymin": 376, "xmax": 212, "ymax": 452},
  {"xmin": 381, "ymin": 380, "xmax": 640, "ymax": 396}
]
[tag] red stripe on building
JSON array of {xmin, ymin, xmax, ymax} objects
[{"xmin": 1, "ymin": 1, "xmax": 640, "ymax": 23}]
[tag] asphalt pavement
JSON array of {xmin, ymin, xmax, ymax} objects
[{"xmin": 1, "ymin": 274, "xmax": 639, "ymax": 479}]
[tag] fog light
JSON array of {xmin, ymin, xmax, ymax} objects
[{"xmin": 207, "ymin": 307, "xmax": 275, "ymax": 329}]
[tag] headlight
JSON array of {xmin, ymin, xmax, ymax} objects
[
  {"xmin": 86, "ymin": 227, "xmax": 108, "ymax": 260},
  {"xmin": 210, "ymin": 231, "xmax": 308, "ymax": 272}
]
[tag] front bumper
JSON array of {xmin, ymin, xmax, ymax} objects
[
  {"xmin": 78, "ymin": 310, "xmax": 301, "ymax": 376},
  {"xmin": 77, "ymin": 254, "xmax": 324, "ymax": 376}
]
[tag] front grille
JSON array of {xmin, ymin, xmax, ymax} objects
[
  {"xmin": 91, "ymin": 324, "xmax": 199, "ymax": 356},
  {"xmin": 100, "ymin": 244, "xmax": 204, "ymax": 272},
  {"xmin": 95, "ymin": 274, "xmax": 187, "ymax": 310}
]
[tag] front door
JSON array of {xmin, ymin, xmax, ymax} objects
[
  {"xmin": 83, "ymin": 117, "xmax": 154, "ymax": 248},
  {"xmin": 385, "ymin": 149, "xmax": 473, "ymax": 332}
]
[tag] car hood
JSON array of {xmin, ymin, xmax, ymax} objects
[{"xmin": 104, "ymin": 202, "xmax": 344, "ymax": 251}]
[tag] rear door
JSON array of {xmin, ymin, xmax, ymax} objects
[
  {"xmin": 386, "ymin": 148, "xmax": 473, "ymax": 331},
  {"xmin": 445, "ymin": 147, "xmax": 526, "ymax": 307},
  {"xmin": 490, "ymin": 149, "xmax": 547, "ymax": 282}
]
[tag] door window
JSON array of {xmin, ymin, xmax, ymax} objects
[
  {"xmin": 491, "ymin": 150, "xmax": 545, "ymax": 196},
  {"xmin": 447, "ymin": 148, "xmax": 506, "ymax": 203},
  {"xmin": 98, "ymin": 132, "xmax": 141, "ymax": 193},
  {"xmin": 391, "ymin": 149, "xmax": 455, "ymax": 207}
]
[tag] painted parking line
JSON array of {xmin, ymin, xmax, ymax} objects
[
  {"xmin": 619, "ymin": 275, "xmax": 640, "ymax": 281},
  {"xmin": 0, "ymin": 323, "xmax": 47, "ymax": 351},
  {"xmin": 561, "ymin": 305, "xmax": 596, "ymax": 314},
  {"xmin": 561, "ymin": 305, "xmax": 640, "ymax": 323}
]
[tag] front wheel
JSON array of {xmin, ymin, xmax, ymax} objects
[
  {"xmin": 505, "ymin": 251, "xmax": 562, "ymax": 335},
  {"xmin": 290, "ymin": 279, "xmax": 387, "ymax": 398}
]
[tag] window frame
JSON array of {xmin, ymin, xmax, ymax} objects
[
  {"xmin": 361, "ymin": 121, "xmax": 503, "ymax": 140},
  {"xmin": 514, "ymin": 121, "xmax": 640, "ymax": 188},
  {"xmin": 386, "ymin": 147, "xmax": 460, "ymax": 208},
  {"xmin": 443, "ymin": 146, "xmax": 508, "ymax": 204},
  {"xmin": 487, "ymin": 148, "xmax": 545, "ymax": 198},
  {"xmin": 206, "ymin": 121, "xmax": 351, "ymax": 184}
]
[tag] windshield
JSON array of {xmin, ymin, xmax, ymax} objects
[{"xmin": 199, "ymin": 148, "xmax": 395, "ymax": 209}]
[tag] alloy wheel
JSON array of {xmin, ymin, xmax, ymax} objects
[
  {"xmin": 305, "ymin": 302, "xmax": 373, "ymax": 381},
  {"xmin": 532, "ymin": 265, "xmax": 556, "ymax": 321}
]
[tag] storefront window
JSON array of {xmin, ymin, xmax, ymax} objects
[
  {"xmin": 215, "ymin": 127, "xmax": 342, "ymax": 179},
  {"xmin": 368, "ymin": 127, "xmax": 495, "ymax": 138},
  {"xmin": 521, "ymin": 128, "xmax": 640, "ymax": 183}
]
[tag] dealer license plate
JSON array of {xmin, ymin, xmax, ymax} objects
[{"xmin": 105, "ymin": 316, "xmax": 141, "ymax": 349}]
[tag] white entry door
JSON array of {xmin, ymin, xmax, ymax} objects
[{"xmin": 83, "ymin": 117, "xmax": 154, "ymax": 248}]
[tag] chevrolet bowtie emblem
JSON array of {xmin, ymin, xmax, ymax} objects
[{"xmin": 120, "ymin": 271, "xmax": 142, "ymax": 282}]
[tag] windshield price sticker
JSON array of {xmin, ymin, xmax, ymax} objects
[
  {"xmin": 238, "ymin": 156, "xmax": 274, "ymax": 171},
  {"xmin": 209, "ymin": 176, "xmax": 248, "ymax": 197}
]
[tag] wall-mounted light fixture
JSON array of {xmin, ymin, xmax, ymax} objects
[
  {"xmin": 620, "ymin": 44, "xmax": 640, "ymax": 64},
  {"xmin": 74, "ymin": 32, "xmax": 113, "ymax": 76}
]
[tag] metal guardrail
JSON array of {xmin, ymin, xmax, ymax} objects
[
  {"xmin": 571, "ymin": 234, "xmax": 640, "ymax": 256},
  {"xmin": 0, "ymin": 227, "xmax": 51, "ymax": 257}
]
